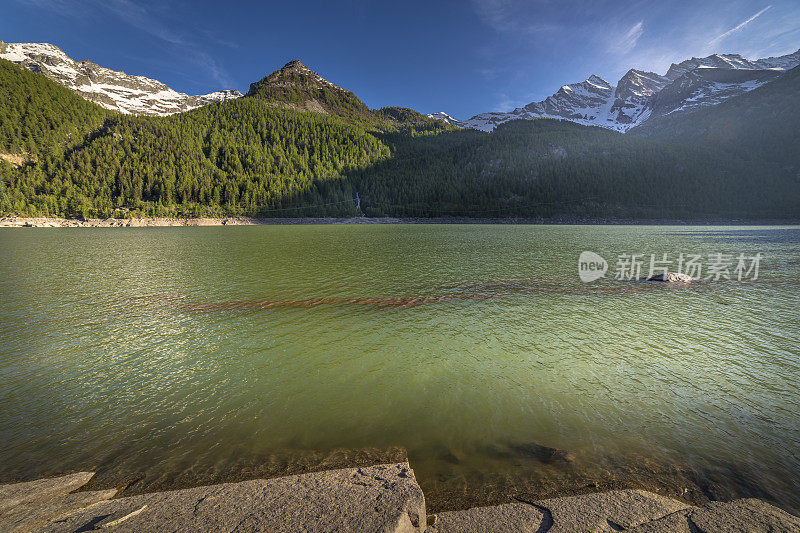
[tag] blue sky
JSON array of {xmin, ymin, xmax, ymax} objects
[{"xmin": 3, "ymin": 0, "xmax": 799, "ymax": 118}]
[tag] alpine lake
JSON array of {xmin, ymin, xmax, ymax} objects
[{"xmin": 1, "ymin": 224, "xmax": 798, "ymax": 513}]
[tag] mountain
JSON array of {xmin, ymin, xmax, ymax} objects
[
  {"xmin": 0, "ymin": 56, "xmax": 109, "ymax": 158},
  {"xmin": 0, "ymin": 52, "xmax": 451, "ymax": 219},
  {"xmin": 631, "ymin": 64, "xmax": 800, "ymax": 155},
  {"xmin": 608, "ymin": 69, "xmax": 669, "ymax": 126},
  {"xmin": 629, "ymin": 64, "xmax": 800, "ymax": 215},
  {"xmin": 664, "ymin": 51, "xmax": 800, "ymax": 79},
  {"xmin": 0, "ymin": 41, "xmax": 242, "ymax": 116},
  {"xmin": 432, "ymin": 49, "xmax": 800, "ymax": 133},
  {"xmin": 645, "ymin": 67, "xmax": 781, "ymax": 120},
  {"xmin": 0, "ymin": 41, "xmax": 445, "ymax": 133},
  {"xmin": 247, "ymin": 60, "xmax": 453, "ymax": 132},
  {"xmin": 2, "ymin": 47, "xmax": 799, "ymax": 221},
  {"xmin": 426, "ymin": 111, "xmax": 463, "ymax": 126},
  {"xmin": 246, "ymin": 59, "xmax": 374, "ymax": 122}
]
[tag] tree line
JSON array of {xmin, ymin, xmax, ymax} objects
[{"xmin": 1, "ymin": 57, "xmax": 798, "ymax": 220}]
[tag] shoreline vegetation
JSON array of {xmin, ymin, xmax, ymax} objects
[{"xmin": 3, "ymin": 216, "xmax": 800, "ymax": 228}]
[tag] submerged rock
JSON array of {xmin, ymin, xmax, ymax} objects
[
  {"xmin": 509, "ymin": 443, "xmax": 575, "ymax": 464},
  {"xmin": 643, "ymin": 272, "xmax": 696, "ymax": 283}
]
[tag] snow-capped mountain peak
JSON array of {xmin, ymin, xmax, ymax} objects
[
  {"xmin": 753, "ymin": 49, "xmax": 800, "ymax": 70},
  {"xmin": 614, "ymin": 69, "xmax": 669, "ymax": 99},
  {"xmin": 0, "ymin": 41, "xmax": 242, "ymax": 116},
  {"xmin": 429, "ymin": 48, "xmax": 800, "ymax": 133},
  {"xmin": 426, "ymin": 112, "xmax": 463, "ymax": 126},
  {"xmin": 585, "ymin": 75, "xmax": 613, "ymax": 90}
]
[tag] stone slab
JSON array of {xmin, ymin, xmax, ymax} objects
[
  {"xmin": 0, "ymin": 489, "xmax": 118, "ymax": 533},
  {"xmin": 688, "ymin": 498, "xmax": 800, "ymax": 533},
  {"xmin": 37, "ymin": 462, "xmax": 425, "ymax": 532},
  {"xmin": 626, "ymin": 510, "xmax": 693, "ymax": 532},
  {"xmin": 3, "ymin": 467, "xmax": 800, "ymax": 532},
  {"xmin": 532, "ymin": 489, "xmax": 691, "ymax": 532},
  {"xmin": 0, "ymin": 472, "xmax": 95, "ymax": 515},
  {"xmin": 428, "ymin": 501, "xmax": 545, "ymax": 532}
]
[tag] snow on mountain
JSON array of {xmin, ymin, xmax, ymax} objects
[
  {"xmin": 429, "ymin": 49, "xmax": 800, "ymax": 133},
  {"xmin": 528, "ymin": 74, "xmax": 614, "ymax": 118},
  {"xmin": 608, "ymin": 69, "xmax": 669, "ymax": 127},
  {"xmin": 647, "ymin": 67, "xmax": 782, "ymax": 119},
  {"xmin": 753, "ymin": 49, "xmax": 800, "ymax": 70},
  {"xmin": 426, "ymin": 111, "xmax": 465, "ymax": 127},
  {"xmin": 664, "ymin": 53, "xmax": 761, "ymax": 80},
  {"xmin": 0, "ymin": 41, "xmax": 242, "ymax": 116},
  {"xmin": 438, "ymin": 74, "xmax": 619, "ymax": 132}
]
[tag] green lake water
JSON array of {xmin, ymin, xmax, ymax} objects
[{"xmin": 1, "ymin": 225, "xmax": 798, "ymax": 512}]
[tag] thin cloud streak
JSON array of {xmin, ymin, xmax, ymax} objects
[
  {"xmin": 13, "ymin": 0, "xmax": 234, "ymax": 88},
  {"xmin": 471, "ymin": 0, "xmax": 566, "ymax": 37},
  {"xmin": 610, "ymin": 21, "xmax": 644, "ymax": 54},
  {"xmin": 100, "ymin": 0, "xmax": 234, "ymax": 87},
  {"xmin": 708, "ymin": 5, "xmax": 772, "ymax": 46}
]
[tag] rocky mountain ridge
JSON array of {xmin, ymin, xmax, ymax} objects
[
  {"xmin": 244, "ymin": 59, "xmax": 367, "ymax": 116},
  {"xmin": 432, "ymin": 49, "xmax": 800, "ymax": 132},
  {"xmin": 3, "ymin": 39, "xmax": 799, "ymax": 133},
  {"xmin": 0, "ymin": 41, "xmax": 242, "ymax": 116}
]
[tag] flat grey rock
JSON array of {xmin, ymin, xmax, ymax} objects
[
  {"xmin": 0, "ymin": 472, "xmax": 95, "ymax": 515},
  {"xmin": 626, "ymin": 510, "xmax": 692, "ymax": 532},
  {"xmin": 38, "ymin": 462, "xmax": 425, "ymax": 532},
  {"xmin": 688, "ymin": 498, "xmax": 800, "ymax": 532},
  {"xmin": 429, "ymin": 501, "xmax": 544, "ymax": 532},
  {"xmin": 4, "ymin": 467, "xmax": 799, "ymax": 532},
  {"xmin": 533, "ymin": 489, "xmax": 691, "ymax": 532},
  {"xmin": 0, "ymin": 488, "xmax": 118, "ymax": 533}
]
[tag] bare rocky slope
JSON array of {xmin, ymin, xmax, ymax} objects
[{"xmin": 0, "ymin": 41, "xmax": 242, "ymax": 116}]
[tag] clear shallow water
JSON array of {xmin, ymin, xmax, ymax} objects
[{"xmin": 0, "ymin": 225, "xmax": 798, "ymax": 511}]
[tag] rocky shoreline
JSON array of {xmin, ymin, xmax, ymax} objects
[
  {"xmin": 2, "ymin": 215, "xmax": 800, "ymax": 228},
  {"xmin": 2, "ymin": 464, "xmax": 798, "ymax": 532}
]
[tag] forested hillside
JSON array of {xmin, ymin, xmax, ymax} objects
[
  {"xmin": 630, "ymin": 66, "xmax": 800, "ymax": 175},
  {"xmin": 1, "ymin": 57, "xmax": 799, "ymax": 219},
  {"xmin": 346, "ymin": 119, "xmax": 799, "ymax": 219},
  {"xmin": 0, "ymin": 58, "xmax": 109, "ymax": 156}
]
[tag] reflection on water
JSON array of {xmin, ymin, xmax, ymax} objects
[{"xmin": 0, "ymin": 225, "xmax": 798, "ymax": 513}]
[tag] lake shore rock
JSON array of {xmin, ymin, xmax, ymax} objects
[
  {"xmin": 3, "ymin": 466, "xmax": 799, "ymax": 532},
  {"xmin": 3, "ymin": 216, "xmax": 800, "ymax": 227}
]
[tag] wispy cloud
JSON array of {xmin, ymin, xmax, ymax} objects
[
  {"xmin": 609, "ymin": 21, "xmax": 644, "ymax": 55},
  {"xmin": 101, "ymin": 0, "xmax": 233, "ymax": 87},
  {"xmin": 472, "ymin": 0, "xmax": 563, "ymax": 37},
  {"xmin": 14, "ymin": 0, "xmax": 235, "ymax": 88},
  {"xmin": 708, "ymin": 5, "xmax": 772, "ymax": 46},
  {"xmin": 101, "ymin": 0, "xmax": 184, "ymax": 45},
  {"xmin": 492, "ymin": 91, "xmax": 531, "ymax": 112}
]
